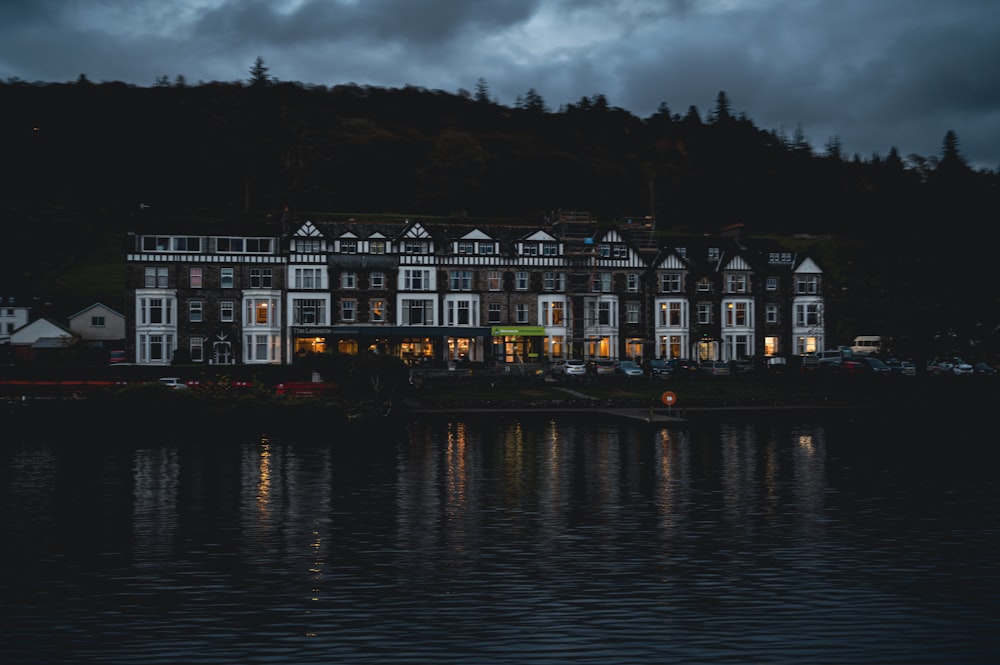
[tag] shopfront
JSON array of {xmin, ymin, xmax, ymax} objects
[
  {"xmin": 491, "ymin": 326, "xmax": 547, "ymax": 365},
  {"xmin": 290, "ymin": 326, "xmax": 492, "ymax": 366}
]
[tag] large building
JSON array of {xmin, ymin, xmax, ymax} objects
[{"xmin": 123, "ymin": 215, "xmax": 825, "ymax": 367}]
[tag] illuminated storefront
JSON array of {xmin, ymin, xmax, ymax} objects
[
  {"xmin": 491, "ymin": 326, "xmax": 546, "ymax": 364},
  {"xmin": 290, "ymin": 326, "xmax": 492, "ymax": 365}
]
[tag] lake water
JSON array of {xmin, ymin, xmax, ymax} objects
[{"xmin": 2, "ymin": 410, "xmax": 998, "ymax": 664}]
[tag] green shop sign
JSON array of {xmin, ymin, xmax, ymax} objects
[{"xmin": 491, "ymin": 326, "xmax": 546, "ymax": 336}]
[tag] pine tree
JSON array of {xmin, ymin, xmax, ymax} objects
[
  {"xmin": 473, "ymin": 78, "xmax": 493, "ymax": 104},
  {"xmin": 248, "ymin": 56, "xmax": 271, "ymax": 87}
]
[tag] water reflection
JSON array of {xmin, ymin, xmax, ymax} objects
[
  {"xmin": 133, "ymin": 447, "xmax": 180, "ymax": 558},
  {"xmin": 1, "ymin": 415, "xmax": 998, "ymax": 664}
]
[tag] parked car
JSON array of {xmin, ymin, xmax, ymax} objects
[
  {"xmin": 884, "ymin": 358, "xmax": 917, "ymax": 376},
  {"xmin": 109, "ymin": 349, "xmax": 126, "ymax": 364},
  {"xmin": 951, "ymin": 359, "xmax": 974, "ymax": 376},
  {"xmin": 158, "ymin": 377, "xmax": 189, "ymax": 390},
  {"xmin": 804, "ymin": 347, "xmax": 855, "ymax": 372},
  {"xmin": 728, "ymin": 359, "xmax": 754, "ymax": 375},
  {"xmin": 559, "ymin": 359, "xmax": 587, "ymax": 377},
  {"xmin": 850, "ymin": 335, "xmax": 883, "ymax": 356},
  {"xmin": 926, "ymin": 359, "xmax": 953, "ymax": 375},
  {"xmin": 857, "ymin": 356, "xmax": 891, "ymax": 374},
  {"xmin": 615, "ymin": 360, "xmax": 644, "ymax": 378},
  {"xmin": 648, "ymin": 358, "xmax": 671, "ymax": 377},
  {"xmin": 593, "ymin": 359, "xmax": 618, "ymax": 376},
  {"xmin": 664, "ymin": 358, "xmax": 701, "ymax": 378},
  {"xmin": 700, "ymin": 361, "xmax": 731, "ymax": 377},
  {"xmin": 837, "ymin": 359, "xmax": 869, "ymax": 374},
  {"xmin": 973, "ymin": 362, "xmax": 997, "ymax": 377}
]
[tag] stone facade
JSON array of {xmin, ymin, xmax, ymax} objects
[{"xmin": 123, "ymin": 217, "xmax": 825, "ymax": 367}]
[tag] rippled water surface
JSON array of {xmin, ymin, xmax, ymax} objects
[{"xmin": 2, "ymin": 412, "xmax": 998, "ymax": 664}]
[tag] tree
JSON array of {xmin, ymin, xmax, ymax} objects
[
  {"xmin": 792, "ymin": 125, "xmax": 812, "ymax": 156},
  {"xmin": 824, "ymin": 135, "xmax": 843, "ymax": 160},
  {"xmin": 248, "ymin": 56, "xmax": 271, "ymax": 87},
  {"xmin": 936, "ymin": 129, "xmax": 970, "ymax": 174},
  {"xmin": 710, "ymin": 90, "xmax": 733, "ymax": 124},
  {"xmin": 473, "ymin": 77, "xmax": 494, "ymax": 104},
  {"xmin": 516, "ymin": 88, "xmax": 548, "ymax": 113},
  {"xmin": 885, "ymin": 146, "xmax": 904, "ymax": 171},
  {"xmin": 681, "ymin": 105, "xmax": 702, "ymax": 126}
]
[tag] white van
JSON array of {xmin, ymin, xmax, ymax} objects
[{"xmin": 851, "ymin": 336, "xmax": 882, "ymax": 356}]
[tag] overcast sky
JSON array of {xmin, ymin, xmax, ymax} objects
[{"xmin": 2, "ymin": 0, "xmax": 998, "ymax": 170}]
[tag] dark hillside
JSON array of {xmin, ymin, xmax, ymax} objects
[{"xmin": 2, "ymin": 78, "xmax": 998, "ymax": 356}]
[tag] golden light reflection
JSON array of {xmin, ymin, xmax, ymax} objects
[
  {"xmin": 504, "ymin": 423, "xmax": 526, "ymax": 498},
  {"xmin": 309, "ymin": 527, "xmax": 323, "ymax": 603},
  {"xmin": 798, "ymin": 434, "xmax": 815, "ymax": 456},
  {"xmin": 446, "ymin": 422, "xmax": 468, "ymax": 512},
  {"xmin": 656, "ymin": 429, "xmax": 673, "ymax": 513},
  {"xmin": 257, "ymin": 437, "xmax": 271, "ymax": 517},
  {"xmin": 546, "ymin": 420, "xmax": 560, "ymax": 470}
]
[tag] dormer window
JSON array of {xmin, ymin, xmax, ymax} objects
[
  {"xmin": 369, "ymin": 240, "xmax": 386, "ymax": 254},
  {"xmin": 478, "ymin": 241, "xmax": 495, "ymax": 255},
  {"xmin": 142, "ymin": 236, "xmax": 171, "ymax": 251},
  {"xmin": 174, "ymin": 237, "xmax": 201, "ymax": 252},
  {"xmin": 542, "ymin": 243, "xmax": 558, "ymax": 256},
  {"xmin": 456, "ymin": 241, "xmax": 475, "ymax": 254},
  {"xmin": 340, "ymin": 240, "xmax": 357, "ymax": 254},
  {"xmin": 598, "ymin": 244, "xmax": 628, "ymax": 259},
  {"xmin": 217, "ymin": 237, "xmax": 244, "ymax": 253},
  {"xmin": 708, "ymin": 247, "xmax": 720, "ymax": 260},
  {"xmin": 246, "ymin": 238, "xmax": 272, "ymax": 253},
  {"xmin": 404, "ymin": 240, "xmax": 428, "ymax": 254},
  {"xmin": 294, "ymin": 238, "xmax": 321, "ymax": 253}
]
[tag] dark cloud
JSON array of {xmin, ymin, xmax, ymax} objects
[{"xmin": 1, "ymin": 0, "xmax": 997, "ymax": 168}]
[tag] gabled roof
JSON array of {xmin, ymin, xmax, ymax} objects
[
  {"xmin": 9, "ymin": 317, "xmax": 73, "ymax": 344},
  {"xmin": 597, "ymin": 228, "xmax": 625, "ymax": 243},
  {"xmin": 655, "ymin": 253, "xmax": 688, "ymax": 270},
  {"xmin": 67, "ymin": 302, "xmax": 124, "ymax": 320},
  {"xmin": 459, "ymin": 228, "xmax": 496, "ymax": 241},
  {"xmin": 293, "ymin": 220, "xmax": 323, "ymax": 237},
  {"xmin": 721, "ymin": 255, "xmax": 752, "ymax": 271},
  {"xmin": 401, "ymin": 221, "xmax": 432, "ymax": 239},
  {"xmin": 793, "ymin": 257, "xmax": 823, "ymax": 273},
  {"xmin": 520, "ymin": 229, "xmax": 558, "ymax": 242}
]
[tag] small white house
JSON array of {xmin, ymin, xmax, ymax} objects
[
  {"xmin": 1, "ymin": 299, "xmax": 30, "ymax": 344},
  {"xmin": 68, "ymin": 302, "xmax": 126, "ymax": 346}
]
